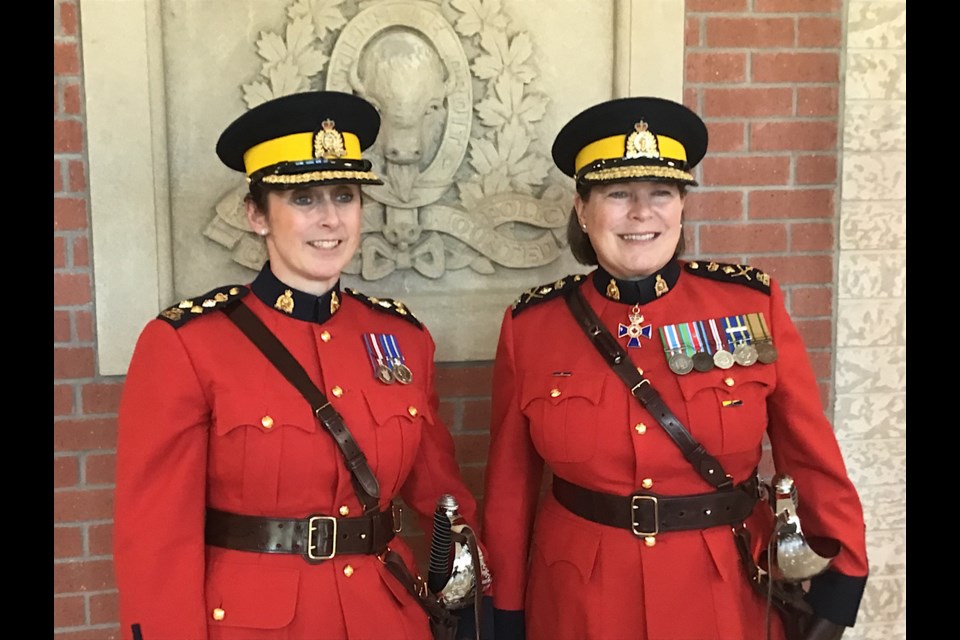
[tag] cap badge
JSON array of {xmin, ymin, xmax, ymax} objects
[
  {"xmin": 624, "ymin": 120, "xmax": 660, "ymax": 160},
  {"xmin": 314, "ymin": 118, "xmax": 346, "ymax": 160}
]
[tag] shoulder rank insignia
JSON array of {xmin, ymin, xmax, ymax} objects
[
  {"xmin": 511, "ymin": 274, "xmax": 586, "ymax": 317},
  {"xmin": 684, "ymin": 261, "xmax": 771, "ymax": 295},
  {"xmin": 343, "ymin": 288, "xmax": 423, "ymax": 330},
  {"xmin": 157, "ymin": 285, "xmax": 249, "ymax": 328}
]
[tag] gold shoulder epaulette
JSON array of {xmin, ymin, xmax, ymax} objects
[
  {"xmin": 511, "ymin": 274, "xmax": 586, "ymax": 317},
  {"xmin": 684, "ymin": 261, "xmax": 771, "ymax": 295},
  {"xmin": 157, "ymin": 285, "xmax": 249, "ymax": 328},
  {"xmin": 343, "ymin": 288, "xmax": 423, "ymax": 329}
]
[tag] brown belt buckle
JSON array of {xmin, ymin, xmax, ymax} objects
[
  {"xmin": 307, "ymin": 515, "xmax": 337, "ymax": 561},
  {"xmin": 630, "ymin": 495, "xmax": 659, "ymax": 537}
]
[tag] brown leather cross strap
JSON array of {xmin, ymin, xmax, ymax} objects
[
  {"xmin": 205, "ymin": 505, "xmax": 399, "ymax": 564},
  {"xmin": 223, "ymin": 302, "xmax": 380, "ymax": 512},
  {"xmin": 563, "ymin": 285, "xmax": 733, "ymax": 490},
  {"xmin": 553, "ymin": 475, "xmax": 759, "ymax": 536}
]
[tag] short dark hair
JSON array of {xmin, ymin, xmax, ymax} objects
[{"xmin": 566, "ymin": 181, "xmax": 688, "ymax": 266}]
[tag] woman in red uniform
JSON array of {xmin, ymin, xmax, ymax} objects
[
  {"xmin": 114, "ymin": 91, "xmax": 488, "ymax": 640},
  {"xmin": 481, "ymin": 97, "xmax": 868, "ymax": 640}
]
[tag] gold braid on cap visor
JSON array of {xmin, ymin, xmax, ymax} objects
[
  {"xmin": 574, "ymin": 132, "xmax": 694, "ymax": 183},
  {"xmin": 242, "ymin": 129, "xmax": 382, "ymax": 184}
]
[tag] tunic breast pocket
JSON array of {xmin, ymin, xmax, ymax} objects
[
  {"xmin": 521, "ymin": 373, "xmax": 606, "ymax": 463},
  {"xmin": 676, "ymin": 366, "xmax": 775, "ymax": 455},
  {"xmin": 360, "ymin": 386, "xmax": 427, "ymax": 493}
]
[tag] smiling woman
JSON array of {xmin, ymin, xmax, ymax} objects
[
  {"xmin": 113, "ymin": 91, "xmax": 491, "ymax": 640},
  {"xmin": 481, "ymin": 97, "xmax": 869, "ymax": 640}
]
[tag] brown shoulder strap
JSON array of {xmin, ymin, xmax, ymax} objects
[
  {"xmin": 223, "ymin": 302, "xmax": 381, "ymax": 511},
  {"xmin": 563, "ymin": 285, "xmax": 733, "ymax": 490}
]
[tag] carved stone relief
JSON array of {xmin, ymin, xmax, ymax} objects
[{"xmin": 203, "ymin": 0, "xmax": 567, "ymax": 282}]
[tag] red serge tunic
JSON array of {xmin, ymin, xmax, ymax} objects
[
  {"xmin": 481, "ymin": 260, "xmax": 868, "ymax": 640},
  {"xmin": 114, "ymin": 265, "xmax": 480, "ymax": 640}
]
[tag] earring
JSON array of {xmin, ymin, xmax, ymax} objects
[
  {"xmin": 259, "ymin": 229, "xmax": 268, "ymax": 237},
  {"xmin": 581, "ymin": 223, "xmax": 587, "ymax": 231}
]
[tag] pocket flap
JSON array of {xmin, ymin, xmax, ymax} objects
[
  {"xmin": 361, "ymin": 387, "xmax": 432, "ymax": 426},
  {"xmin": 519, "ymin": 372, "xmax": 606, "ymax": 411},
  {"xmin": 213, "ymin": 393, "xmax": 317, "ymax": 437},
  {"xmin": 205, "ymin": 560, "xmax": 300, "ymax": 629},
  {"xmin": 675, "ymin": 365, "xmax": 775, "ymax": 401}
]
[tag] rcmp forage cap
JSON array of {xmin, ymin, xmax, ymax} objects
[
  {"xmin": 216, "ymin": 90, "xmax": 384, "ymax": 187},
  {"xmin": 552, "ymin": 96, "xmax": 708, "ymax": 187}
]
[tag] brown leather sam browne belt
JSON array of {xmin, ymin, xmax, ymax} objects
[
  {"xmin": 553, "ymin": 475, "xmax": 759, "ymax": 536},
  {"xmin": 205, "ymin": 504, "xmax": 401, "ymax": 564}
]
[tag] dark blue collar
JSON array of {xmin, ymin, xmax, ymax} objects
[
  {"xmin": 250, "ymin": 262, "xmax": 342, "ymax": 324},
  {"xmin": 591, "ymin": 260, "xmax": 681, "ymax": 304}
]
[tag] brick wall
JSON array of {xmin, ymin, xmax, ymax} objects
[{"xmin": 53, "ymin": 0, "xmax": 844, "ymax": 636}]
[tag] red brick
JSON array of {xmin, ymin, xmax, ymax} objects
[
  {"xmin": 74, "ymin": 236, "xmax": 90, "ymax": 267},
  {"xmin": 55, "ymin": 347, "xmax": 96, "ymax": 379},
  {"xmin": 685, "ymin": 53, "xmax": 746, "ymax": 83},
  {"xmin": 55, "ymin": 384, "xmax": 76, "ymax": 416},
  {"xmin": 86, "ymin": 453, "xmax": 116, "ymax": 485},
  {"xmin": 55, "ymin": 197, "xmax": 87, "ymax": 230},
  {"xmin": 701, "ymin": 156, "xmax": 790, "ymax": 186},
  {"xmin": 54, "ymin": 273, "xmax": 92, "ymax": 306},
  {"xmin": 437, "ymin": 400, "xmax": 456, "ymax": 429},
  {"xmin": 68, "ymin": 159, "xmax": 87, "ymax": 191},
  {"xmin": 77, "ymin": 310, "xmax": 95, "ymax": 342},
  {"xmin": 683, "ymin": 88, "xmax": 699, "ymax": 112},
  {"xmin": 703, "ymin": 88, "xmax": 793, "ymax": 117},
  {"xmin": 756, "ymin": 0, "xmax": 840, "ymax": 12},
  {"xmin": 818, "ymin": 381, "xmax": 832, "ymax": 411},
  {"xmin": 60, "ymin": 1, "xmax": 79, "ymax": 36},
  {"xmin": 434, "ymin": 364, "xmax": 493, "ymax": 397},
  {"xmin": 688, "ymin": 0, "xmax": 748, "ymax": 10},
  {"xmin": 807, "ymin": 351, "xmax": 831, "ymax": 380},
  {"xmin": 54, "ymin": 526, "xmax": 84, "ymax": 559},
  {"xmin": 753, "ymin": 53, "xmax": 839, "ymax": 83},
  {"xmin": 54, "ymin": 488, "xmax": 115, "ymax": 522},
  {"xmin": 798, "ymin": 17, "xmax": 842, "ymax": 47},
  {"xmin": 64, "ymin": 81, "xmax": 82, "ymax": 114},
  {"xmin": 54, "ymin": 119, "xmax": 84, "ymax": 153},
  {"xmin": 454, "ymin": 433, "xmax": 491, "ymax": 465},
  {"xmin": 703, "ymin": 121, "xmax": 745, "ymax": 152},
  {"xmin": 54, "ymin": 159, "xmax": 64, "ymax": 192},
  {"xmin": 683, "ymin": 190, "xmax": 744, "ymax": 222},
  {"xmin": 685, "ymin": 16, "xmax": 701, "ymax": 46},
  {"xmin": 55, "ymin": 456, "xmax": 80, "ymax": 488},
  {"xmin": 706, "ymin": 17, "xmax": 795, "ymax": 48},
  {"xmin": 462, "ymin": 399, "xmax": 492, "ymax": 431},
  {"xmin": 791, "ymin": 286, "xmax": 833, "ymax": 318},
  {"xmin": 797, "ymin": 87, "xmax": 838, "ymax": 117},
  {"xmin": 54, "ymin": 629, "xmax": 121, "ymax": 640},
  {"xmin": 55, "ymin": 236, "xmax": 68, "ymax": 268},
  {"xmin": 55, "ymin": 310, "xmax": 72, "ymax": 342},
  {"xmin": 81, "ymin": 382, "xmax": 125, "ymax": 415},
  {"xmin": 751, "ymin": 121, "xmax": 837, "ymax": 151},
  {"xmin": 54, "ymin": 79, "xmax": 59, "ymax": 112},
  {"xmin": 797, "ymin": 154, "xmax": 837, "ymax": 184},
  {"xmin": 89, "ymin": 523, "xmax": 114, "ymax": 556},
  {"xmin": 748, "ymin": 189, "xmax": 835, "ymax": 219},
  {"xmin": 53, "ymin": 595, "xmax": 85, "ymax": 628},
  {"xmin": 459, "ymin": 465, "xmax": 486, "ymax": 499},
  {"xmin": 795, "ymin": 319, "xmax": 833, "ymax": 349},
  {"xmin": 791, "ymin": 222, "xmax": 834, "ymax": 252},
  {"xmin": 54, "ymin": 418, "xmax": 118, "ymax": 451},
  {"xmin": 751, "ymin": 255, "xmax": 833, "ymax": 285},
  {"xmin": 54, "ymin": 559, "xmax": 117, "ymax": 593},
  {"xmin": 91, "ymin": 591, "xmax": 120, "ymax": 624},
  {"xmin": 54, "ymin": 42, "xmax": 80, "ymax": 74},
  {"xmin": 700, "ymin": 223, "xmax": 787, "ymax": 254}
]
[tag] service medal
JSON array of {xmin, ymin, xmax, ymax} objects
[
  {"xmin": 747, "ymin": 312, "xmax": 778, "ymax": 364},
  {"xmin": 708, "ymin": 318, "xmax": 735, "ymax": 369},
  {"xmin": 733, "ymin": 342, "xmax": 758, "ymax": 367},
  {"xmin": 618, "ymin": 304, "xmax": 653, "ymax": 348},
  {"xmin": 686, "ymin": 321, "xmax": 714, "ymax": 373},
  {"xmin": 380, "ymin": 334, "xmax": 413, "ymax": 385},
  {"xmin": 669, "ymin": 351, "xmax": 694, "ymax": 375},
  {"xmin": 660, "ymin": 325, "xmax": 693, "ymax": 375},
  {"xmin": 363, "ymin": 333, "xmax": 395, "ymax": 384}
]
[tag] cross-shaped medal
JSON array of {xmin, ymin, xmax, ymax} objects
[{"xmin": 618, "ymin": 304, "xmax": 653, "ymax": 348}]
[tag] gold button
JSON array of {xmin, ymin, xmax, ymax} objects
[
  {"xmin": 332, "ymin": 386, "xmax": 343, "ymax": 397},
  {"xmin": 550, "ymin": 388, "xmax": 561, "ymax": 398},
  {"xmin": 641, "ymin": 478, "xmax": 653, "ymax": 489},
  {"xmin": 212, "ymin": 608, "xmax": 225, "ymax": 621},
  {"xmin": 408, "ymin": 406, "xmax": 419, "ymax": 417},
  {"xmin": 644, "ymin": 536, "xmax": 656, "ymax": 547},
  {"xmin": 343, "ymin": 565, "xmax": 354, "ymax": 577},
  {"xmin": 636, "ymin": 367, "xmax": 644, "ymax": 375},
  {"xmin": 724, "ymin": 377, "xmax": 735, "ymax": 387},
  {"xmin": 320, "ymin": 330, "xmax": 331, "ymax": 342},
  {"xmin": 339, "ymin": 505, "xmax": 350, "ymax": 516},
  {"xmin": 261, "ymin": 415, "xmax": 274, "ymax": 429},
  {"xmin": 634, "ymin": 423, "xmax": 647, "ymax": 435}
]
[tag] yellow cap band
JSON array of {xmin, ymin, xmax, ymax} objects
[
  {"xmin": 243, "ymin": 131, "xmax": 362, "ymax": 176},
  {"xmin": 574, "ymin": 133, "xmax": 688, "ymax": 175}
]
